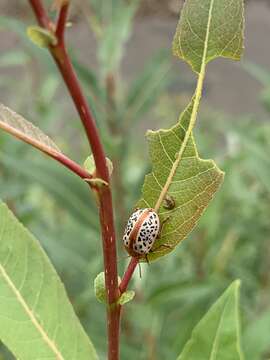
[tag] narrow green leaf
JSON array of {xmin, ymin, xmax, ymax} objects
[
  {"xmin": 27, "ymin": 26, "xmax": 57, "ymax": 48},
  {"xmin": 177, "ymin": 281, "xmax": 244, "ymax": 360},
  {"xmin": 0, "ymin": 201, "xmax": 98, "ymax": 359},
  {"xmin": 137, "ymin": 0, "xmax": 244, "ymax": 262},
  {"xmin": 98, "ymin": 1, "xmax": 138, "ymax": 72},
  {"xmin": 173, "ymin": 0, "xmax": 244, "ymax": 74},
  {"xmin": 118, "ymin": 290, "xmax": 135, "ymax": 305},
  {"xmin": 0, "ymin": 104, "xmax": 61, "ymax": 157}
]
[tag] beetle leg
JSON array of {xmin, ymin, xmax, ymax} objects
[
  {"xmin": 153, "ymin": 243, "xmax": 174, "ymax": 252},
  {"xmin": 145, "ymin": 254, "xmax": 150, "ymax": 264}
]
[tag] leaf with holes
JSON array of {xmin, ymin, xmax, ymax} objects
[
  {"xmin": 177, "ymin": 281, "xmax": 244, "ymax": 360},
  {"xmin": 0, "ymin": 201, "xmax": 98, "ymax": 360},
  {"xmin": 137, "ymin": 0, "xmax": 244, "ymax": 262}
]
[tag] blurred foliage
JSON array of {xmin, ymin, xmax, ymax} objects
[{"xmin": 0, "ymin": 2, "xmax": 270, "ymax": 360}]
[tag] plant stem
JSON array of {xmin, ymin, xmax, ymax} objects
[
  {"xmin": 119, "ymin": 257, "xmax": 138, "ymax": 294},
  {"xmin": 29, "ymin": 0, "xmax": 51, "ymax": 28},
  {"xmin": 53, "ymin": 152, "xmax": 91, "ymax": 180},
  {"xmin": 55, "ymin": 2, "xmax": 70, "ymax": 44},
  {"xmin": 28, "ymin": 2, "xmax": 120, "ymax": 359}
]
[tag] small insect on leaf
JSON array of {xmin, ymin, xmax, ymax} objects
[
  {"xmin": 27, "ymin": 26, "xmax": 57, "ymax": 48},
  {"xmin": 163, "ymin": 194, "xmax": 176, "ymax": 210}
]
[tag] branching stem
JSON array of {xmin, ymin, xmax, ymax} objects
[
  {"xmin": 119, "ymin": 258, "xmax": 139, "ymax": 294},
  {"xmin": 28, "ymin": 1, "xmax": 120, "ymax": 359}
]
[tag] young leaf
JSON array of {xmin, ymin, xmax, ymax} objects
[
  {"xmin": 137, "ymin": 0, "xmax": 244, "ymax": 262},
  {"xmin": 94, "ymin": 272, "xmax": 107, "ymax": 304},
  {"xmin": 118, "ymin": 290, "xmax": 135, "ymax": 306},
  {"xmin": 27, "ymin": 26, "xmax": 57, "ymax": 48},
  {"xmin": 0, "ymin": 201, "xmax": 98, "ymax": 360},
  {"xmin": 177, "ymin": 281, "xmax": 244, "ymax": 360},
  {"xmin": 94, "ymin": 272, "xmax": 122, "ymax": 304},
  {"xmin": 84, "ymin": 154, "xmax": 113, "ymax": 177}
]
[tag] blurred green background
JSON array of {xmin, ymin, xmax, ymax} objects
[{"xmin": 0, "ymin": 0, "xmax": 270, "ymax": 359}]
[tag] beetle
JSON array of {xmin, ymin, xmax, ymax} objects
[{"xmin": 123, "ymin": 208, "xmax": 160, "ymax": 259}]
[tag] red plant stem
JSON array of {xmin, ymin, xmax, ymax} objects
[
  {"xmin": 50, "ymin": 45, "xmax": 110, "ymax": 181},
  {"xmin": 29, "ymin": 0, "xmax": 51, "ymax": 28},
  {"xmin": 119, "ymin": 258, "xmax": 139, "ymax": 294},
  {"xmin": 55, "ymin": 2, "xmax": 69, "ymax": 44},
  {"xmin": 53, "ymin": 152, "xmax": 91, "ymax": 180},
  {"xmin": 28, "ymin": 2, "xmax": 120, "ymax": 359}
]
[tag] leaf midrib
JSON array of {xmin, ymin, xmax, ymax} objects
[
  {"xmin": 0, "ymin": 260, "xmax": 64, "ymax": 360},
  {"xmin": 209, "ymin": 297, "xmax": 228, "ymax": 360},
  {"xmin": 154, "ymin": 0, "xmax": 215, "ymax": 212}
]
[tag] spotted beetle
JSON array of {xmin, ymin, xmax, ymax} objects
[{"xmin": 123, "ymin": 208, "xmax": 160, "ymax": 259}]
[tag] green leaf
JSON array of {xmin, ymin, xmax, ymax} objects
[
  {"xmin": 94, "ymin": 272, "xmax": 107, "ymax": 304},
  {"xmin": 177, "ymin": 281, "xmax": 244, "ymax": 360},
  {"xmin": 98, "ymin": 1, "xmax": 138, "ymax": 72},
  {"xmin": 137, "ymin": 0, "xmax": 244, "ymax": 262},
  {"xmin": 0, "ymin": 201, "xmax": 98, "ymax": 359},
  {"xmin": 0, "ymin": 104, "xmax": 61, "ymax": 155},
  {"xmin": 94, "ymin": 272, "xmax": 122, "ymax": 304},
  {"xmin": 173, "ymin": 0, "xmax": 244, "ymax": 74},
  {"xmin": 243, "ymin": 310, "xmax": 270, "ymax": 360},
  {"xmin": 118, "ymin": 290, "xmax": 135, "ymax": 305},
  {"xmin": 137, "ymin": 100, "xmax": 224, "ymax": 262},
  {"xmin": 27, "ymin": 26, "xmax": 57, "ymax": 48}
]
